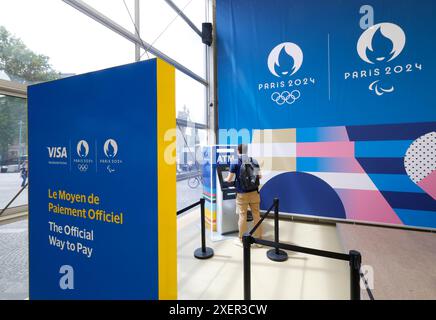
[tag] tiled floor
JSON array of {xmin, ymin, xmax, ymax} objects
[
  {"xmin": 337, "ymin": 223, "xmax": 436, "ymax": 300},
  {"xmin": 178, "ymin": 209, "xmax": 350, "ymax": 300},
  {"xmin": 0, "ymin": 218, "xmax": 28, "ymax": 300}
]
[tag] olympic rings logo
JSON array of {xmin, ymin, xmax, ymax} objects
[
  {"xmin": 78, "ymin": 164, "xmax": 88, "ymax": 172},
  {"xmin": 271, "ymin": 90, "xmax": 301, "ymax": 106}
]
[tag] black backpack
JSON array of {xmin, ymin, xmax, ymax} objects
[{"xmin": 238, "ymin": 157, "xmax": 260, "ymax": 192}]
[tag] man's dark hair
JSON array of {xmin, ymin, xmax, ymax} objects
[{"xmin": 238, "ymin": 144, "xmax": 248, "ymax": 155}]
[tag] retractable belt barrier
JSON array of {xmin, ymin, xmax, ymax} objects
[
  {"xmin": 177, "ymin": 198, "xmax": 214, "ymax": 259},
  {"xmin": 243, "ymin": 197, "xmax": 375, "ymax": 301},
  {"xmin": 177, "ymin": 196, "xmax": 374, "ymax": 300}
]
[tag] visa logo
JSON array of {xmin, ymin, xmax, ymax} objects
[{"xmin": 47, "ymin": 147, "xmax": 68, "ymax": 158}]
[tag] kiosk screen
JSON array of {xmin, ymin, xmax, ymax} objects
[{"xmin": 221, "ymin": 170, "xmax": 235, "ymax": 183}]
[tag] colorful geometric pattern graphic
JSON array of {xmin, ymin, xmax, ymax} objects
[
  {"xmin": 255, "ymin": 122, "xmax": 436, "ymax": 229},
  {"xmin": 404, "ymin": 132, "xmax": 436, "ymax": 199},
  {"xmin": 260, "ymin": 172, "xmax": 347, "ymax": 219}
]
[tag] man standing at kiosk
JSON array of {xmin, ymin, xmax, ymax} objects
[{"xmin": 225, "ymin": 144, "xmax": 263, "ymax": 246}]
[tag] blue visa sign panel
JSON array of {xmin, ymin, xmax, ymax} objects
[
  {"xmin": 28, "ymin": 59, "xmax": 177, "ymax": 299},
  {"xmin": 216, "ymin": 0, "xmax": 436, "ymax": 229}
]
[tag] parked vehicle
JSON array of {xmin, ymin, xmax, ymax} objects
[{"xmin": 0, "ymin": 155, "xmax": 27, "ymax": 173}]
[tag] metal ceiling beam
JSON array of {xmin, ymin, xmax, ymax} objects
[
  {"xmin": 134, "ymin": 0, "xmax": 140, "ymax": 62},
  {"xmin": 163, "ymin": 0, "xmax": 202, "ymax": 38},
  {"xmin": 62, "ymin": 0, "xmax": 208, "ymax": 86},
  {"xmin": 0, "ymin": 79, "xmax": 27, "ymax": 98}
]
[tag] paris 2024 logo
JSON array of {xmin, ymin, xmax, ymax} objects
[
  {"xmin": 344, "ymin": 6, "xmax": 423, "ymax": 96},
  {"xmin": 258, "ymin": 42, "xmax": 316, "ymax": 107}
]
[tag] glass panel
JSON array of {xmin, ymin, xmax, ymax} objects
[
  {"xmin": 83, "ymin": 0, "xmax": 136, "ymax": 33},
  {"xmin": 0, "ymin": 95, "xmax": 28, "ymax": 210},
  {"xmin": 176, "ymin": 125, "xmax": 207, "ymax": 211},
  {"xmin": 176, "ymin": 70, "xmax": 206, "ymax": 125},
  {"xmin": 172, "ymin": 0, "xmax": 207, "ymax": 28},
  {"xmin": 0, "ymin": 0, "xmax": 134, "ymax": 84},
  {"xmin": 139, "ymin": 0, "xmax": 205, "ymax": 77}
]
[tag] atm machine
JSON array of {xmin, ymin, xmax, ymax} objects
[
  {"xmin": 216, "ymin": 163, "xmax": 238, "ymax": 235},
  {"xmin": 202, "ymin": 145, "xmax": 239, "ymax": 237}
]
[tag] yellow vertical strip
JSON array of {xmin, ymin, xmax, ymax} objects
[{"xmin": 156, "ymin": 58, "xmax": 177, "ymax": 299}]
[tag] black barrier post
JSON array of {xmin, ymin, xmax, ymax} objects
[
  {"xmin": 194, "ymin": 198, "xmax": 214, "ymax": 259},
  {"xmin": 349, "ymin": 250, "xmax": 362, "ymax": 300},
  {"xmin": 267, "ymin": 198, "xmax": 288, "ymax": 262},
  {"xmin": 0, "ymin": 183, "xmax": 28, "ymax": 217},
  {"xmin": 242, "ymin": 233, "xmax": 252, "ymax": 300}
]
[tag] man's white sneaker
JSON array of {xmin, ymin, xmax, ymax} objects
[{"xmin": 233, "ymin": 238, "xmax": 243, "ymax": 247}]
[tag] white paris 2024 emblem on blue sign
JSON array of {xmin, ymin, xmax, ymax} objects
[
  {"xmin": 76, "ymin": 140, "xmax": 89, "ymax": 158},
  {"xmin": 267, "ymin": 42, "xmax": 303, "ymax": 77},
  {"xmin": 258, "ymin": 42, "xmax": 315, "ymax": 107},
  {"xmin": 104, "ymin": 139, "xmax": 118, "ymax": 158},
  {"xmin": 74, "ymin": 140, "xmax": 92, "ymax": 172},
  {"xmin": 344, "ymin": 12, "xmax": 423, "ymax": 96},
  {"xmin": 102, "ymin": 139, "xmax": 122, "ymax": 174},
  {"xmin": 357, "ymin": 23, "xmax": 406, "ymax": 64},
  {"xmin": 357, "ymin": 23, "xmax": 406, "ymax": 96}
]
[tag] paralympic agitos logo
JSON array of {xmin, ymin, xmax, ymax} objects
[{"xmin": 257, "ymin": 42, "xmax": 316, "ymax": 107}]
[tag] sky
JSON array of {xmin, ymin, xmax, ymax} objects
[{"xmin": 0, "ymin": 0, "xmax": 207, "ymax": 123}]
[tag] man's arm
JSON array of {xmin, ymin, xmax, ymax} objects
[
  {"xmin": 225, "ymin": 172, "xmax": 235, "ymax": 183},
  {"xmin": 226, "ymin": 162, "xmax": 238, "ymax": 183}
]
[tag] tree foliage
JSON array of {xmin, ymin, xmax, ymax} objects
[
  {"xmin": 0, "ymin": 96, "xmax": 27, "ymax": 163},
  {"xmin": 0, "ymin": 25, "xmax": 60, "ymax": 83},
  {"xmin": 0, "ymin": 25, "xmax": 57, "ymax": 162}
]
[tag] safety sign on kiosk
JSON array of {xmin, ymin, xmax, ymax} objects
[{"xmin": 28, "ymin": 59, "xmax": 176, "ymax": 299}]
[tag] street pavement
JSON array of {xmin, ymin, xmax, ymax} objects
[
  {"xmin": 0, "ymin": 173, "xmax": 28, "ymax": 210},
  {"xmin": 0, "ymin": 219, "xmax": 28, "ymax": 300}
]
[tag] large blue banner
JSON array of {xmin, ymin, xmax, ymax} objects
[
  {"xmin": 28, "ymin": 59, "xmax": 177, "ymax": 299},
  {"xmin": 217, "ymin": 0, "xmax": 436, "ymax": 229},
  {"xmin": 217, "ymin": 0, "xmax": 435, "ymax": 130}
]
